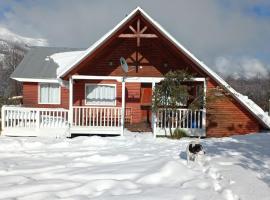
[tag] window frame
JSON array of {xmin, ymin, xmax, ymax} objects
[
  {"xmin": 85, "ymin": 83, "xmax": 117, "ymax": 106},
  {"xmin": 38, "ymin": 83, "xmax": 61, "ymax": 105}
]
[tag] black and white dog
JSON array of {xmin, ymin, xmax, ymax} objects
[{"xmin": 186, "ymin": 140, "xmax": 205, "ymax": 164}]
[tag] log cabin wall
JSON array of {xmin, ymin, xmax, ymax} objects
[
  {"xmin": 206, "ymin": 80, "xmax": 262, "ymax": 137},
  {"xmin": 76, "ymin": 39, "xmax": 202, "ymax": 78},
  {"xmin": 22, "ymin": 82, "xmax": 69, "ymax": 109}
]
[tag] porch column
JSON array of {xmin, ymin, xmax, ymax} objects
[
  {"xmin": 68, "ymin": 77, "xmax": 73, "ymax": 134},
  {"xmin": 202, "ymin": 79, "xmax": 207, "ymax": 134},
  {"xmin": 152, "ymin": 82, "xmax": 157, "ymax": 138},
  {"xmin": 121, "ymin": 78, "xmax": 125, "ymax": 136}
]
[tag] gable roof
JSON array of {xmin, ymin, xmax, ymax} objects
[
  {"xmin": 55, "ymin": 7, "xmax": 270, "ymax": 129},
  {"xmin": 11, "ymin": 46, "xmax": 83, "ymax": 80},
  {"xmin": 11, "ymin": 7, "xmax": 270, "ymax": 129}
]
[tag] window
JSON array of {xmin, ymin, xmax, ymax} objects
[
  {"xmin": 85, "ymin": 84, "xmax": 116, "ymax": 106},
  {"xmin": 39, "ymin": 83, "xmax": 61, "ymax": 104}
]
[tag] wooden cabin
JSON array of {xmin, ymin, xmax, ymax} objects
[{"xmin": 2, "ymin": 7, "xmax": 270, "ymax": 137}]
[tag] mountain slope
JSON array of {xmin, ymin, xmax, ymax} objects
[
  {"xmin": 0, "ymin": 26, "xmax": 47, "ymax": 49},
  {"xmin": 0, "ymin": 26, "xmax": 48, "ymax": 96}
]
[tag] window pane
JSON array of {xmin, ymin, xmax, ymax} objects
[
  {"xmin": 39, "ymin": 83, "xmax": 60, "ymax": 104},
  {"xmin": 40, "ymin": 83, "xmax": 49, "ymax": 103},
  {"xmin": 86, "ymin": 84, "xmax": 115, "ymax": 105},
  {"xmin": 49, "ymin": 84, "xmax": 60, "ymax": 103}
]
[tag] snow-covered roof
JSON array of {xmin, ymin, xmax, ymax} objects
[
  {"xmin": 50, "ymin": 50, "xmax": 85, "ymax": 75},
  {"xmin": 11, "ymin": 47, "xmax": 83, "ymax": 79}
]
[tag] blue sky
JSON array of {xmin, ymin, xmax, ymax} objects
[
  {"xmin": 248, "ymin": 4, "xmax": 270, "ymax": 17},
  {"xmin": 0, "ymin": 0, "xmax": 269, "ymax": 78}
]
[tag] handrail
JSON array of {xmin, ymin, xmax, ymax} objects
[{"xmin": 2, "ymin": 105, "xmax": 68, "ymax": 111}]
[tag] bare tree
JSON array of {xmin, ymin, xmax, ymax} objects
[
  {"xmin": 226, "ymin": 75, "xmax": 270, "ymax": 111},
  {"xmin": 1, "ymin": 43, "xmax": 26, "ymax": 97}
]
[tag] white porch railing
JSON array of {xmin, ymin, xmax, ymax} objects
[
  {"xmin": 155, "ymin": 108, "xmax": 206, "ymax": 136},
  {"xmin": 1, "ymin": 106, "xmax": 69, "ymax": 137},
  {"xmin": 1, "ymin": 106, "xmax": 206, "ymax": 137},
  {"xmin": 1, "ymin": 106, "xmax": 69, "ymax": 129},
  {"xmin": 72, "ymin": 106, "xmax": 132, "ymax": 127},
  {"xmin": 1, "ymin": 106, "xmax": 131, "ymax": 137},
  {"xmin": 73, "ymin": 106, "xmax": 122, "ymax": 127}
]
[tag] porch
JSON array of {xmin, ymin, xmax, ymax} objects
[
  {"xmin": 1, "ymin": 75, "xmax": 206, "ymax": 137},
  {"xmin": 1, "ymin": 105, "xmax": 205, "ymax": 137}
]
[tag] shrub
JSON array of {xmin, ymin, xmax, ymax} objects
[{"xmin": 172, "ymin": 128, "xmax": 188, "ymax": 139}]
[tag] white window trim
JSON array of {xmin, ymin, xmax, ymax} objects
[
  {"xmin": 38, "ymin": 83, "xmax": 61, "ymax": 105},
  {"xmin": 85, "ymin": 83, "xmax": 117, "ymax": 106}
]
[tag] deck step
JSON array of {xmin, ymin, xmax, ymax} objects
[{"xmin": 126, "ymin": 122, "xmax": 152, "ymax": 132}]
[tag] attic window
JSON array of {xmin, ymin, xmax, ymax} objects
[{"xmin": 39, "ymin": 83, "xmax": 61, "ymax": 104}]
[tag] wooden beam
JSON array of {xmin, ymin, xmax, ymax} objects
[
  {"xmin": 139, "ymin": 34, "xmax": 158, "ymax": 38},
  {"xmin": 137, "ymin": 19, "xmax": 140, "ymax": 33},
  {"xmin": 140, "ymin": 26, "xmax": 148, "ymax": 33},
  {"xmin": 137, "ymin": 19, "xmax": 140, "ymax": 46},
  {"xmin": 119, "ymin": 33, "xmax": 158, "ymax": 38},
  {"xmin": 129, "ymin": 25, "xmax": 136, "ymax": 33},
  {"xmin": 119, "ymin": 34, "xmax": 138, "ymax": 38},
  {"xmin": 118, "ymin": 19, "xmax": 157, "ymax": 46}
]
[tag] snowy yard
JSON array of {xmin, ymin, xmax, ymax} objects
[{"xmin": 0, "ymin": 132, "xmax": 270, "ymax": 200}]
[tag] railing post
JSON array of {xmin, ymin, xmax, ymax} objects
[
  {"xmin": 1, "ymin": 105, "xmax": 5, "ymax": 132},
  {"xmin": 36, "ymin": 110, "xmax": 40, "ymax": 129},
  {"xmin": 202, "ymin": 78, "xmax": 207, "ymax": 136},
  {"xmin": 121, "ymin": 79, "xmax": 125, "ymax": 136},
  {"xmin": 202, "ymin": 109, "xmax": 206, "ymax": 130}
]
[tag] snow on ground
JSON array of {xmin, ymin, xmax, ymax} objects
[{"xmin": 0, "ymin": 132, "xmax": 269, "ymax": 200}]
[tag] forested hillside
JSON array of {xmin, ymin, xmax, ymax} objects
[{"xmin": 226, "ymin": 76, "xmax": 270, "ymax": 111}]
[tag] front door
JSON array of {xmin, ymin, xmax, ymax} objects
[{"xmin": 140, "ymin": 83, "xmax": 152, "ymax": 124}]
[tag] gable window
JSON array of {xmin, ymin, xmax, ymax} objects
[
  {"xmin": 39, "ymin": 83, "xmax": 61, "ymax": 104},
  {"xmin": 85, "ymin": 84, "xmax": 116, "ymax": 106}
]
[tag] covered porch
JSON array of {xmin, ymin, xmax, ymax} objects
[{"xmin": 1, "ymin": 75, "xmax": 206, "ymax": 137}]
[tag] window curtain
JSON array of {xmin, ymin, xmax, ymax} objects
[
  {"xmin": 86, "ymin": 85, "xmax": 116, "ymax": 105},
  {"xmin": 40, "ymin": 83, "xmax": 60, "ymax": 104},
  {"xmin": 40, "ymin": 83, "xmax": 49, "ymax": 103}
]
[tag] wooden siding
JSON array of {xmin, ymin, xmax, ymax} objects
[
  {"xmin": 23, "ymin": 80, "xmax": 263, "ymax": 137},
  {"xmin": 206, "ymin": 80, "xmax": 262, "ymax": 137},
  {"xmin": 76, "ymin": 39, "xmax": 203, "ymax": 78},
  {"xmin": 22, "ymin": 82, "xmax": 69, "ymax": 109}
]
